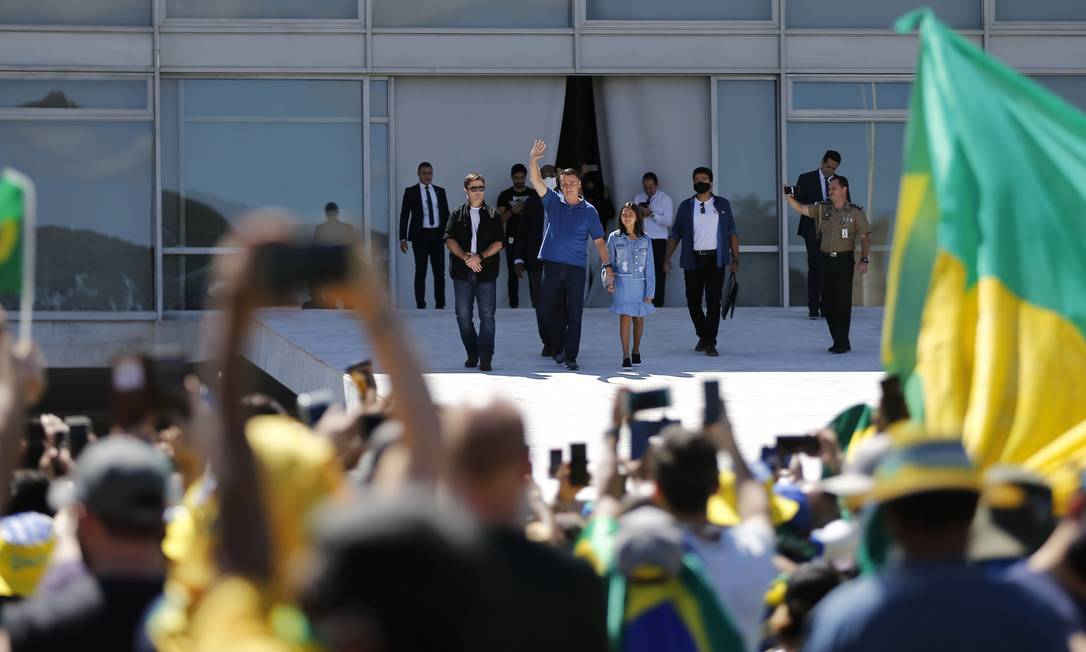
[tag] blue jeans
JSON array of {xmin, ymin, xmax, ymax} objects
[
  {"xmin": 541, "ymin": 261, "xmax": 586, "ymax": 361},
  {"xmin": 453, "ymin": 276, "xmax": 496, "ymax": 360}
]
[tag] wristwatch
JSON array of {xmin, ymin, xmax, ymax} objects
[
  {"xmin": 860, "ymin": 256, "xmax": 870, "ymax": 264},
  {"xmin": 603, "ymin": 263, "xmax": 613, "ymax": 269}
]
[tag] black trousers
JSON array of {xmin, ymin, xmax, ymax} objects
[
  {"xmin": 524, "ymin": 261, "xmax": 548, "ymax": 347},
  {"xmin": 505, "ymin": 245, "xmax": 520, "ymax": 308},
  {"xmin": 541, "ymin": 261, "xmax": 586, "ymax": 361},
  {"xmin": 650, "ymin": 238, "xmax": 667, "ymax": 307},
  {"xmin": 820, "ymin": 251, "xmax": 855, "ymax": 349},
  {"xmin": 412, "ymin": 229, "xmax": 446, "ymax": 309},
  {"xmin": 801, "ymin": 221, "xmax": 822, "ymax": 316},
  {"xmin": 683, "ymin": 255, "xmax": 725, "ymax": 347}
]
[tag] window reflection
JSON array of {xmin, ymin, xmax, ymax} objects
[
  {"xmin": 996, "ymin": 0, "xmax": 1086, "ymax": 21},
  {"xmin": 167, "ymin": 0, "xmax": 356, "ymax": 19},
  {"xmin": 0, "ymin": 121, "xmax": 154, "ymax": 311},
  {"xmin": 373, "ymin": 0, "xmax": 570, "ymax": 28},
  {"xmin": 1032, "ymin": 76, "xmax": 1086, "ymax": 113},
  {"xmin": 588, "ymin": 0, "xmax": 770, "ymax": 21},
  {"xmin": 717, "ymin": 80, "xmax": 779, "ymax": 247},
  {"xmin": 0, "ymin": 0, "xmax": 149, "ymax": 26},
  {"xmin": 787, "ymin": 0, "xmax": 980, "ymax": 29},
  {"xmin": 0, "ymin": 80, "xmax": 147, "ymax": 110}
]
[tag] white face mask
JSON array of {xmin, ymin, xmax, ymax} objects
[{"xmin": 544, "ymin": 177, "xmax": 557, "ymax": 191}]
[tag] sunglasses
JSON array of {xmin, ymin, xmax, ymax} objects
[
  {"xmin": 700, "ymin": 202, "xmax": 706, "ymax": 213},
  {"xmin": 467, "ymin": 186, "xmax": 485, "ymax": 192}
]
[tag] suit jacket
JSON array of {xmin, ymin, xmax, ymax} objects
[
  {"xmin": 668, "ymin": 195, "xmax": 737, "ymax": 270},
  {"xmin": 444, "ymin": 202, "xmax": 504, "ymax": 282},
  {"xmin": 796, "ymin": 169, "xmax": 828, "ymax": 238},
  {"xmin": 513, "ymin": 194, "xmax": 546, "ymax": 264},
  {"xmin": 399, "ymin": 183, "xmax": 451, "ymax": 242}
]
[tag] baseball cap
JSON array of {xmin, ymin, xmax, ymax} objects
[
  {"xmin": 49, "ymin": 435, "xmax": 171, "ymax": 528},
  {"xmin": 969, "ymin": 465, "xmax": 1055, "ymax": 562},
  {"xmin": 869, "ymin": 438, "xmax": 981, "ymax": 504},
  {"xmin": 707, "ymin": 470, "xmax": 800, "ymax": 527},
  {"xmin": 0, "ymin": 512, "xmax": 55, "ymax": 597}
]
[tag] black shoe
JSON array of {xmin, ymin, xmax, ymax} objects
[
  {"xmin": 808, "ymin": 312, "xmax": 819, "ymax": 320},
  {"xmin": 541, "ymin": 346, "xmax": 554, "ymax": 357},
  {"xmin": 417, "ymin": 304, "xmax": 426, "ymax": 310},
  {"xmin": 479, "ymin": 359, "xmax": 492, "ymax": 372},
  {"xmin": 436, "ymin": 304, "xmax": 445, "ymax": 310},
  {"xmin": 828, "ymin": 346, "xmax": 847, "ymax": 354},
  {"xmin": 565, "ymin": 360, "xmax": 579, "ymax": 371},
  {"xmin": 694, "ymin": 340, "xmax": 706, "ymax": 352},
  {"xmin": 631, "ymin": 353, "xmax": 642, "ymax": 366},
  {"xmin": 705, "ymin": 346, "xmax": 719, "ymax": 357},
  {"xmin": 554, "ymin": 352, "xmax": 566, "ymax": 365},
  {"xmin": 510, "ymin": 303, "xmax": 518, "ymax": 309},
  {"xmin": 621, "ymin": 358, "xmax": 632, "ymax": 370},
  {"xmin": 465, "ymin": 356, "xmax": 479, "ymax": 368}
]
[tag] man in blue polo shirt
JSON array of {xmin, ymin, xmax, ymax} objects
[
  {"xmin": 664, "ymin": 166, "xmax": 739, "ymax": 358},
  {"xmin": 527, "ymin": 139, "xmax": 613, "ymax": 371}
]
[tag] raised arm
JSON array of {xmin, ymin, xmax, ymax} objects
[
  {"xmin": 527, "ymin": 139, "xmax": 549, "ymax": 197},
  {"xmin": 784, "ymin": 192, "xmax": 811, "ymax": 217}
]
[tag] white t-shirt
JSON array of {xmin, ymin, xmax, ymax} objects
[
  {"xmin": 469, "ymin": 206, "xmax": 481, "ymax": 254},
  {"xmin": 692, "ymin": 199, "xmax": 719, "ymax": 251},
  {"xmin": 632, "ymin": 189, "xmax": 675, "ymax": 240},
  {"xmin": 683, "ymin": 521, "xmax": 777, "ymax": 652}
]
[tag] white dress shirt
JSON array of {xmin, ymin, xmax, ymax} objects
[
  {"xmin": 692, "ymin": 198, "xmax": 719, "ymax": 250},
  {"xmin": 421, "ymin": 184, "xmax": 439, "ymax": 228},
  {"xmin": 469, "ymin": 206, "xmax": 481, "ymax": 254},
  {"xmin": 632, "ymin": 189, "xmax": 674, "ymax": 240}
]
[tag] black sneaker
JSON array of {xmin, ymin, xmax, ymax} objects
[
  {"xmin": 465, "ymin": 356, "xmax": 479, "ymax": 368},
  {"xmin": 694, "ymin": 340, "xmax": 706, "ymax": 352},
  {"xmin": 565, "ymin": 360, "xmax": 579, "ymax": 371},
  {"xmin": 479, "ymin": 359, "xmax": 492, "ymax": 372},
  {"xmin": 554, "ymin": 351, "xmax": 566, "ymax": 365},
  {"xmin": 631, "ymin": 353, "xmax": 642, "ymax": 366},
  {"xmin": 621, "ymin": 358, "xmax": 632, "ymax": 370},
  {"xmin": 705, "ymin": 346, "xmax": 719, "ymax": 357}
]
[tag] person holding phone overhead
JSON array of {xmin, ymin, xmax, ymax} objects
[{"xmin": 605, "ymin": 202, "xmax": 655, "ymax": 370}]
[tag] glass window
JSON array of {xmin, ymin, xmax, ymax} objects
[
  {"xmin": 164, "ymin": 255, "xmax": 211, "ymax": 311},
  {"xmin": 161, "ymin": 79, "xmax": 364, "ymax": 254},
  {"xmin": 167, "ymin": 0, "xmax": 357, "ymax": 19},
  {"xmin": 588, "ymin": 0, "xmax": 770, "ymax": 21},
  {"xmin": 373, "ymin": 0, "xmax": 570, "ymax": 28},
  {"xmin": 369, "ymin": 123, "xmax": 390, "ymax": 276},
  {"xmin": 0, "ymin": 79, "xmax": 147, "ymax": 111},
  {"xmin": 0, "ymin": 121, "xmax": 154, "ymax": 311},
  {"xmin": 996, "ymin": 1, "xmax": 1086, "ymax": 21},
  {"xmin": 736, "ymin": 253, "xmax": 780, "ymax": 307},
  {"xmin": 0, "ymin": 0, "xmax": 150, "ymax": 26},
  {"xmin": 786, "ymin": 121, "xmax": 904, "ymax": 306},
  {"xmin": 1032, "ymin": 76, "xmax": 1086, "ymax": 113},
  {"xmin": 370, "ymin": 80, "xmax": 388, "ymax": 119},
  {"xmin": 787, "ymin": 0, "xmax": 980, "ymax": 29},
  {"xmin": 793, "ymin": 81, "xmax": 910, "ymax": 111},
  {"xmin": 716, "ymin": 80, "xmax": 778, "ymax": 246}
]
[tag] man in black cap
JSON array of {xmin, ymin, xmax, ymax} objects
[{"xmin": 0, "ymin": 436, "xmax": 170, "ymax": 652}]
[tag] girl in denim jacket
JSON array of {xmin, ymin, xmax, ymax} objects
[{"xmin": 606, "ymin": 203, "xmax": 656, "ymax": 369}]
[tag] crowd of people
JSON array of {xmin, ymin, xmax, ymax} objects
[
  {"xmin": 395, "ymin": 142, "xmax": 869, "ymax": 370},
  {"xmin": 0, "ymin": 208, "xmax": 1083, "ymax": 651}
]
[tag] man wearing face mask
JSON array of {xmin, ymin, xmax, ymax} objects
[
  {"xmin": 1007, "ymin": 471, "xmax": 1086, "ymax": 646},
  {"xmin": 664, "ymin": 167, "xmax": 739, "ymax": 358}
]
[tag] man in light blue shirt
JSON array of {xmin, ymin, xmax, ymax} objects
[{"xmin": 527, "ymin": 139, "xmax": 612, "ymax": 371}]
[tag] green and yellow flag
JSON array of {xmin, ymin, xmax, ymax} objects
[
  {"xmin": 0, "ymin": 172, "xmax": 25, "ymax": 294},
  {"xmin": 883, "ymin": 9, "xmax": 1086, "ymax": 506}
]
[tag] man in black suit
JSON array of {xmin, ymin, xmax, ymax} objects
[
  {"xmin": 792, "ymin": 150, "xmax": 840, "ymax": 319},
  {"xmin": 399, "ymin": 161, "xmax": 451, "ymax": 309},
  {"xmin": 514, "ymin": 164, "xmax": 552, "ymax": 355}
]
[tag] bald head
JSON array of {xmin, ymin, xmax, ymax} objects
[{"xmin": 444, "ymin": 401, "xmax": 530, "ymax": 526}]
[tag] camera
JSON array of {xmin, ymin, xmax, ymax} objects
[
  {"xmin": 783, "ymin": 185, "xmax": 798, "ymax": 196},
  {"xmin": 623, "ymin": 387, "xmax": 671, "ymax": 414}
]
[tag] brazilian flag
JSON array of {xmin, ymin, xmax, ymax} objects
[
  {"xmin": 0, "ymin": 171, "xmax": 25, "ymax": 294},
  {"xmin": 883, "ymin": 10, "xmax": 1086, "ymax": 507}
]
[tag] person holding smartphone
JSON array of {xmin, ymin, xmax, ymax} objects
[{"xmin": 606, "ymin": 203, "xmax": 655, "ymax": 370}]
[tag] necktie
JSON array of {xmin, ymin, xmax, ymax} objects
[
  {"xmin": 822, "ymin": 176, "xmax": 829, "ymax": 201},
  {"xmin": 425, "ymin": 186, "xmax": 435, "ymax": 228}
]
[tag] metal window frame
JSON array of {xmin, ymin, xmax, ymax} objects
[
  {"xmin": 578, "ymin": 0, "xmax": 778, "ymax": 29},
  {"xmin": 787, "ymin": 75, "xmax": 913, "ymax": 118},
  {"xmin": 0, "ymin": 72, "xmax": 153, "ymax": 117}
]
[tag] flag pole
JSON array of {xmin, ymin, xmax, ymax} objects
[{"xmin": 2, "ymin": 168, "xmax": 35, "ymax": 344}]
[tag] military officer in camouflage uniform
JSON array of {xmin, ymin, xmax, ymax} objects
[{"xmin": 785, "ymin": 175, "xmax": 870, "ymax": 353}]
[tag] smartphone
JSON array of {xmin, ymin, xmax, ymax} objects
[
  {"xmin": 776, "ymin": 434, "xmax": 821, "ymax": 457},
  {"xmin": 346, "ymin": 360, "xmax": 376, "ymax": 401},
  {"xmin": 703, "ymin": 379, "xmax": 721, "ymax": 425},
  {"xmin": 569, "ymin": 443, "xmax": 589, "ymax": 486},
  {"xmin": 548, "ymin": 448, "xmax": 562, "ymax": 478},
  {"xmin": 254, "ymin": 242, "xmax": 352, "ymax": 298},
  {"xmin": 624, "ymin": 387, "xmax": 671, "ymax": 414},
  {"xmin": 63, "ymin": 416, "xmax": 93, "ymax": 459},
  {"xmin": 783, "ymin": 184, "xmax": 798, "ymax": 196},
  {"xmin": 297, "ymin": 389, "xmax": 335, "ymax": 426}
]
